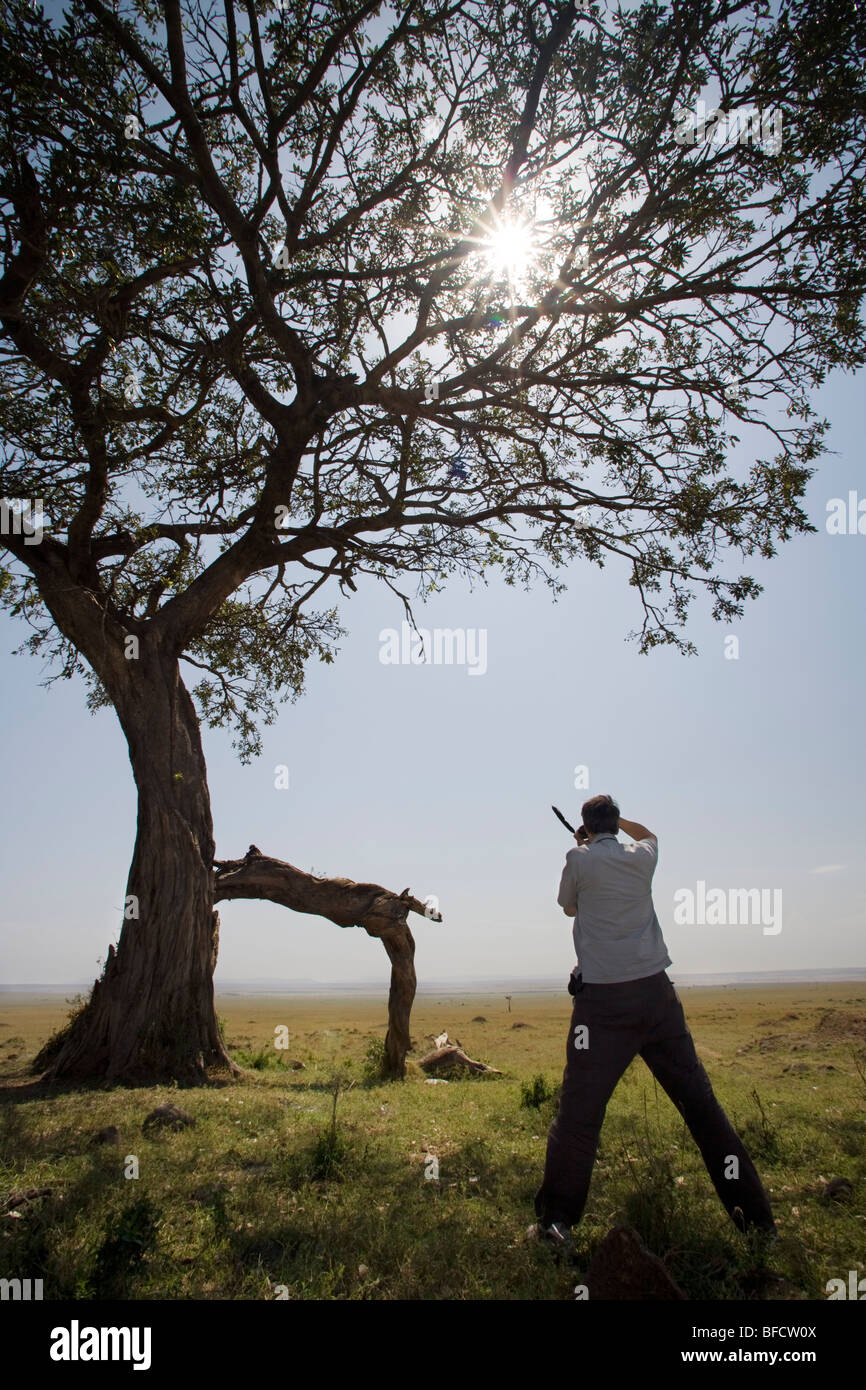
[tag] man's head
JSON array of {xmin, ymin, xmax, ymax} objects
[{"xmin": 581, "ymin": 794, "xmax": 620, "ymax": 838}]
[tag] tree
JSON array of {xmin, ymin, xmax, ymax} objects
[{"xmin": 1, "ymin": 0, "xmax": 864, "ymax": 1082}]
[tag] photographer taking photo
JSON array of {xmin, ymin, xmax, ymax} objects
[{"xmin": 532, "ymin": 794, "xmax": 777, "ymax": 1260}]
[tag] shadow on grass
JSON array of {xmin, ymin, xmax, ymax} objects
[
  {"xmin": 0, "ymin": 1073, "xmax": 236, "ymax": 1107},
  {"xmin": 0, "ymin": 1133, "xmax": 166, "ymax": 1298}
]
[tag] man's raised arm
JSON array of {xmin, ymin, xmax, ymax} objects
[{"xmin": 618, "ymin": 816, "xmax": 656, "ymax": 842}]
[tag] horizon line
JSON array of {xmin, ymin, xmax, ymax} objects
[{"xmin": 2, "ymin": 966, "xmax": 865, "ymax": 995}]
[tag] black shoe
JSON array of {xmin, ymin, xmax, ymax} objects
[
  {"xmin": 735, "ymin": 1208, "xmax": 779, "ymax": 1243},
  {"xmin": 527, "ymin": 1220, "xmax": 579, "ymax": 1264}
]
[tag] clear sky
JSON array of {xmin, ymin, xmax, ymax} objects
[{"xmin": 1, "ymin": 361, "xmax": 864, "ymax": 990}]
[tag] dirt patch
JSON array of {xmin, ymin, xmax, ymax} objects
[
  {"xmin": 739, "ymin": 1022, "xmax": 821, "ymax": 1055},
  {"xmin": 738, "ymin": 1033, "xmax": 791, "ymax": 1054},
  {"xmin": 814, "ymin": 1011, "xmax": 866, "ymax": 1041}
]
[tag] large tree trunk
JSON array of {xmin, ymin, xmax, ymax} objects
[{"xmin": 38, "ymin": 649, "xmax": 236, "ymax": 1083}]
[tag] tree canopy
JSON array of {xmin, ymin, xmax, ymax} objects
[{"xmin": 1, "ymin": 0, "xmax": 865, "ymax": 759}]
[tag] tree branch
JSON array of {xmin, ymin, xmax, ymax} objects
[{"xmin": 213, "ymin": 846, "xmax": 442, "ymax": 938}]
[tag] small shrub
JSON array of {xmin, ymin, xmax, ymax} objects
[
  {"xmin": 520, "ymin": 1073, "xmax": 555, "ymax": 1108},
  {"xmin": 206, "ymin": 1184, "xmax": 232, "ymax": 1239},
  {"xmin": 88, "ymin": 1198, "xmax": 161, "ymax": 1298},
  {"xmin": 243, "ymin": 1047, "xmax": 270, "ymax": 1071},
  {"xmin": 234, "ymin": 1046, "xmax": 284, "ymax": 1071},
  {"xmin": 314, "ymin": 1069, "xmax": 355, "ymax": 1178},
  {"xmin": 741, "ymin": 1089, "xmax": 782, "ymax": 1162},
  {"xmin": 622, "ymin": 1151, "xmax": 681, "ymax": 1252},
  {"xmin": 31, "ymin": 992, "xmax": 91, "ymax": 1071},
  {"xmin": 362, "ymin": 1036, "xmax": 387, "ymax": 1083},
  {"xmin": 310, "ymin": 1127, "xmax": 349, "ymax": 1181}
]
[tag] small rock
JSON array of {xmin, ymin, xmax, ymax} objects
[
  {"xmin": 289, "ymin": 1061, "xmax": 306, "ymax": 1071},
  {"xmin": 142, "ymin": 1103, "xmax": 195, "ymax": 1134},
  {"xmin": 358, "ymin": 1264, "xmax": 369, "ymax": 1277},
  {"xmin": 92, "ymin": 1126, "xmax": 120, "ymax": 1146},
  {"xmin": 822, "ymin": 1177, "xmax": 853, "ymax": 1202},
  {"xmin": 472, "ymin": 1016, "xmax": 487, "ymax": 1023},
  {"xmin": 424, "ymin": 1078, "xmax": 449, "ymax": 1085},
  {"xmin": 511, "ymin": 1022, "xmax": 530, "ymax": 1029}
]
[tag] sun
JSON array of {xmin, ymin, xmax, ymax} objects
[
  {"xmin": 472, "ymin": 212, "xmax": 537, "ymax": 290},
  {"xmin": 484, "ymin": 219, "xmax": 534, "ymax": 278}
]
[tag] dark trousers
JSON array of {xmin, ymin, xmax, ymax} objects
[{"xmin": 534, "ymin": 970, "xmax": 775, "ymax": 1233}]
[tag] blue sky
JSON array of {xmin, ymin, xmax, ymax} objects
[{"xmin": 1, "ymin": 365, "xmax": 864, "ymax": 989}]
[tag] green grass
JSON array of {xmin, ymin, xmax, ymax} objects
[{"xmin": 0, "ymin": 985, "xmax": 864, "ymax": 1300}]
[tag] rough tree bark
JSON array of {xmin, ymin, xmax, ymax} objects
[
  {"xmin": 213, "ymin": 848, "xmax": 440, "ymax": 1078},
  {"xmin": 36, "ymin": 647, "xmax": 236, "ymax": 1083}
]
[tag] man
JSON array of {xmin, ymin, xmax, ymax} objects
[{"xmin": 532, "ymin": 793, "xmax": 776, "ymax": 1259}]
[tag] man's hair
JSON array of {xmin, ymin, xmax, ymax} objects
[{"xmin": 581, "ymin": 794, "xmax": 620, "ymax": 835}]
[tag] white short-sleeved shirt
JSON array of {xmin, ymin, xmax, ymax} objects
[{"xmin": 557, "ymin": 831, "xmax": 672, "ymax": 983}]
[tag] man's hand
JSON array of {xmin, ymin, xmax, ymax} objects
[{"xmin": 575, "ymin": 825, "xmax": 589, "ymax": 845}]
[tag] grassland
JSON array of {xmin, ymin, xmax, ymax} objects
[{"xmin": 0, "ymin": 983, "xmax": 864, "ymax": 1300}]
